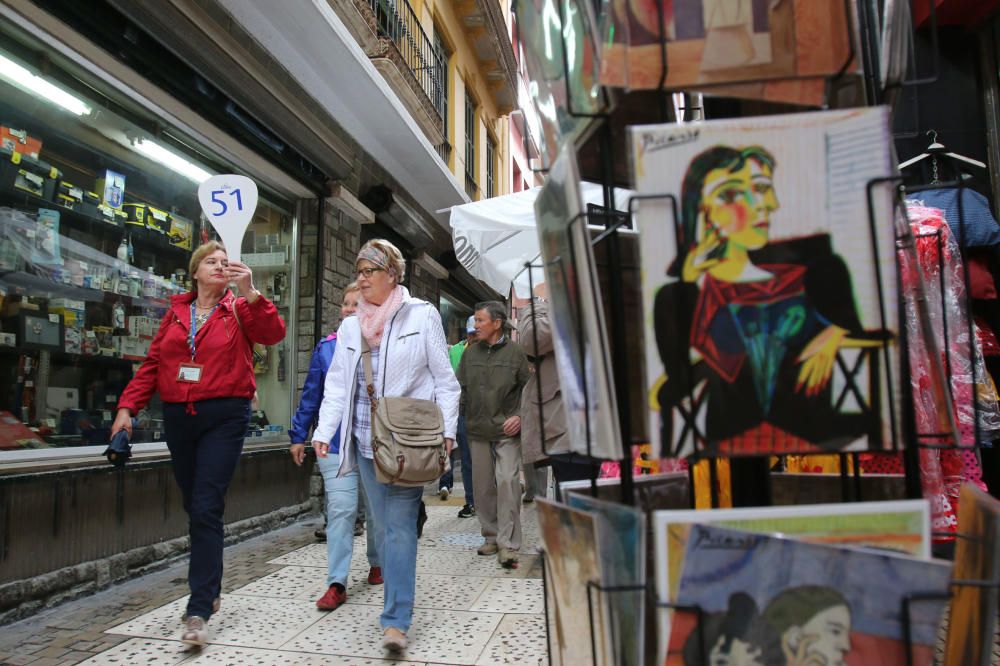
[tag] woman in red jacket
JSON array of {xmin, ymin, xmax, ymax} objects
[{"xmin": 111, "ymin": 240, "xmax": 286, "ymax": 646}]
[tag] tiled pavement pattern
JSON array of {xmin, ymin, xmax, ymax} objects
[{"xmin": 0, "ymin": 489, "xmax": 546, "ymax": 665}]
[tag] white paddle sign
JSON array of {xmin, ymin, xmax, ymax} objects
[{"xmin": 197, "ymin": 175, "xmax": 258, "ymax": 264}]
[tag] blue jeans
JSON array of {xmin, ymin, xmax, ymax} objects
[
  {"xmin": 164, "ymin": 398, "xmax": 250, "ymax": 620},
  {"xmin": 317, "ymin": 451, "xmax": 379, "ymax": 587},
  {"xmin": 357, "ymin": 453, "xmax": 422, "ymax": 632},
  {"xmin": 439, "ymin": 415, "xmax": 474, "ymax": 506}
]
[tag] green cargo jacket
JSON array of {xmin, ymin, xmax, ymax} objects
[{"xmin": 456, "ymin": 335, "xmax": 532, "ymax": 441}]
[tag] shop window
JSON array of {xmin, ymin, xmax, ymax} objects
[{"xmin": 0, "ymin": 47, "xmax": 296, "ymax": 453}]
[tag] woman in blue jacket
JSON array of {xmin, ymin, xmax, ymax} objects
[{"xmin": 290, "ymin": 283, "xmax": 382, "ymax": 610}]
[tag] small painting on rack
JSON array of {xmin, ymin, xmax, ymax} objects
[
  {"xmin": 535, "ymin": 145, "xmax": 624, "ymax": 461},
  {"xmin": 651, "ymin": 500, "xmax": 932, "ymax": 664},
  {"xmin": 537, "ymin": 499, "xmax": 615, "ymax": 665},
  {"xmin": 669, "ymin": 524, "xmax": 950, "ymax": 666},
  {"xmin": 943, "ymin": 483, "xmax": 1000, "ymax": 666},
  {"xmin": 630, "ymin": 108, "xmax": 899, "ymax": 458},
  {"xmin": 600, "ymin": 0, "xmax": 854, "ymax": 105}
]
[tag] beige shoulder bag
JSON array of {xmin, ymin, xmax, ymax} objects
[{"xmin": 362, "ymin": 338, "xmax": 447, "ymax": 486}]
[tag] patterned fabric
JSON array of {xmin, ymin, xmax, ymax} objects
[
  {"xmin": 357, "ymin": 286, "xmax": 405, "ymax": 348},
  {"xmin": 353, "ymin": 346, "xmax": 379, "ymax": 459}
]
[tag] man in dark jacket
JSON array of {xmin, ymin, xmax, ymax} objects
[{"xmin": 456, "ymin": 301, "xmax": 531, "ymax": 568}]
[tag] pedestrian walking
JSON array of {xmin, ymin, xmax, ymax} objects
[
  {"xmin": 112, "ymin": 241, "xmax": 286, "ymax": 647},
  {"xmin": 311, "ymin": 239, "xmax": 459, "ymax": 652},
  {"xmin": 515, "ymin": 284, "xmax": 594, "ymax": 492},
  {"xmin": 457, "ymin": 301, "xmax": 531, "ymax": 569},
  {"xmin": 441, "ymin": 316, "xmax": 478, "ymax": 518},
  {"xmin": 289, "ymin": 282, "xmax": 383, "ymax": 612}
]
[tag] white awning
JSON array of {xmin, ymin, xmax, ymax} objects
[
  {"xmin": 218, "ymin": 0, "xmax": 468, "ymax": 223},
  {"xmin": 449, "ymin": 183, "xmax": 634, "ymax": 296}
]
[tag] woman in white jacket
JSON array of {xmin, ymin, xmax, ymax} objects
[{"xmin": 312, "ymin": 239, "xmax": 459, "ymax": 652}]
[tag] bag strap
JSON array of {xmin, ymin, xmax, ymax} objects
[{"xmin": 361, "ymin": 337, "xmax": 377, "ymax": 407}]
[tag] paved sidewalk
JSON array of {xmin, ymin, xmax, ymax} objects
[{"xmin": 0, "ymin": 493, "xmax": 546, "ymax": 665}]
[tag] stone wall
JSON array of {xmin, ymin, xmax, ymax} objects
[{"xmin": 408, "ymin": 262, "xmax": 440, "ymax": 307}]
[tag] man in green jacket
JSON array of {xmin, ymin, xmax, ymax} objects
[{"xmin": 456, "ymin": 301, "xmax": 531, "ymax": 568}]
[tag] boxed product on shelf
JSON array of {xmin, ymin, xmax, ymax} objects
[
  {"xmin": 0, "ymin": 237, "xmax": 20, "ymax": 272},
  {"xmin": 0, "ymin": 126, "xmax": 42, "ymax": 159},
  {"xmin": 78, "ymin": 193, "xmax": 100, "ymax": 220},
  {"xmin": 1, "ymin": 147, "xmax": 60, "ymax": 201},
  {"xmin": 17, "ymin": 311, "xmax": 63, "ymax": 350},
  {"xmin": 167, "ymin": 214, "xmax": 193, "ymax": 250},
  {"xmin": 145, "ymin": 205, "xmax": 170, "ymax": 235},
  {"xmin": 81, "ymin": 329, "xmax": 98, "ymax": 355},
  {"xmin": 56, "ymin": 181, "xmax": 84, "ymax": 210},
  {"xmin": 64, "ymin": 327, "xmax": 82, "ymax": 354},
  {"xmin": 114, "ymin": 334, "xmax": 149, "ymax": 360},
  {"xmin": 122, "ymin": 202, "xmax": 147, "ymax": 230},
  {"xmin": 127, "ymin": 315, "xmax": 157, "ymax": 338},
  {"xmin": 95, "ymin": 169, "xmax": 125, "ymax": 209},
  {"xmin": 0, "ymin": 332, "xmax": 14, "ymax": 346},
  {"xmin": 49, "ymin": 298, "xmax": 85, "ymax": 329},
  {"xmin": 96, "ymin": 203, "xmax": 125, "ymax": 228}
]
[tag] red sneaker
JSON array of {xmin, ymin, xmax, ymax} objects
[
  {"xmin": 367, "ymin": 566, "xmax": 384, "ymax": 585},
  {"xmin": 316, "ymin": 584, "xmax": 347, "ymax": 610}
]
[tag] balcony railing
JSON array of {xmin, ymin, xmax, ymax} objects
[
  {"xmin": 435, "ymin": 141, "xmax": 452, "ymax": 164},
  {"xmin": 368, "ymin": 0, "xmax": 445, "ymax": 122}
]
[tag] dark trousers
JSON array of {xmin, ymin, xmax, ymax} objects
[
  {"xmin": 164, "ymin": 398, "xmax": 250, "ymax": 619},
  {"xmin": 550, "ymin": 453, "xmax": 597, "ymax": 500},
  {"xmin": 439, "ymin": 415, "xmax": 475, "ymax": 506}
]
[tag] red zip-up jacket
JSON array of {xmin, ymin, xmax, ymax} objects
[{"xmin": 117, "ymin": 290, "xmax": 286, "ymax": 412}]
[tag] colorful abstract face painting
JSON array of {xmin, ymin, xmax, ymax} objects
[{"xmin": 630, "ymin": 109, "xmax": 900, "ymax": 458}]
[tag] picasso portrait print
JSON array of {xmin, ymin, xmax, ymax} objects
[
  {"xmin": 631, "ymin": 109, "xmax": 899, "ymax": 458},
  {"xmin": 669, "ymin": 525, "xmax": 951, "ymax": 666}
]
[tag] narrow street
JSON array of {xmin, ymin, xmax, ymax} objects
[{"xmin": 0, "ymin": 492, "xmax": 546, "ymax": 665}]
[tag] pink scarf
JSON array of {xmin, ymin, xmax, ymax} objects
[{"xmin": 357, "ymin": 285, "xmax": 405, "ymax": 348}]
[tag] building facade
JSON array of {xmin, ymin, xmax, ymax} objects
[{"xmin": 0, "ymin": 0, "xmax": 509, "ymax": 623}]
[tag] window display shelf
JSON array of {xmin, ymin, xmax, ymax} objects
[
  {"xmin": 0, "ymin": 345, "xmax": 140, "ymax": 367},
  {"xmin": 0, "ymin": 186, "xmax": 191, "ymax": 261}
]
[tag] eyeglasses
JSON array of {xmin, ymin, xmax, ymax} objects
[{"xmin": 356, "ymin": 267, "xmax": 386, "ymax": 279}]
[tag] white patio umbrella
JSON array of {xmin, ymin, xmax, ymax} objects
[{"xmin": 448, "ymin": 183, "xmax": 634, "ymax": 296}]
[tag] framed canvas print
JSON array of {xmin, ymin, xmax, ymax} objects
[
  {"xmin": 566, "ymin": 493, "xmax": 647, "ymax": 666},
  {"xmin": 943, "ymin": 483, "xmax": 1000, "ymax": 666},
  {"xmin": 651, "ymin": 499, "xmax": 932, "ymax": 664},
  {"xmin": 600, "ymin": 0, "xmax": 856, "ymax": 95},
  {"xmin": 670, "ymin": 524, "xmax": 950, "ymax": 666},
  {"xmin": 630, "ymin": 108, "xmax": 899, "ymax": 459},
  {"xmin": 535, "ymin": 145, "xmax": 624, "ymax": 460},
  {"xmin": 537, "ymin": 498, "xmax": 615, "ymax": 665}
]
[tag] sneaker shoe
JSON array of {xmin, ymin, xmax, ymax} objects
[
  {"xmin": 314, "ymin": 527, "xmax": 327, "ymax": 541},
  {"xmin": 316, "ymin": 584, "xmax": 347, "ymax": 611},
  {"xmin": 477, "ymin": 541, "xmax": 499, "ymax": 556},
  {"xmin": 439, "ymin": 486, "xmax": 451, "ymax": 501},
  {"xmin": 181, "ymin": 615, "xmax": 208, "ymax": 647},
  {"xmin": 382, "ymin": 627, "xmax": 407, "ymax": 652},
  {"xmin": 458, "ymin": 504, "xmax": 476, "ymax": 518},
  {"xmin": 522, "ymin": 495, "xmax": 535, "ymax": 504},
  {"xmin": 367, "ymin": 566, "xmax": 384, "ymax": 585},
  {"xmin": 498, "ymin": 547, "xmax": 520, "ymax": 569},
  {"xmin": 353, "ymin": 521, "xmax": 364, "ymax": 537},
  {"xmin": 181, "ymin": 597, "xmax": 220, "ymax": 622},
  {"xmin": 417, "ymin": 501, "xmax": 428, "ymax": 538}
]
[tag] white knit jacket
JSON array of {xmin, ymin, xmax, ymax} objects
[{"xmin": 312, "ymin": 287, "xmax": 460, "ymax": 477}]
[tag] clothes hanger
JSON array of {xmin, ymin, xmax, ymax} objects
[{"xmin": 899, "ymin": 130, "xmax": 987, "ymax": 183}]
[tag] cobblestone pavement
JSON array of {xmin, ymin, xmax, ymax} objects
[{"xmin": 0, "ymin": 488, "xmax": 546, "ymax": 665}]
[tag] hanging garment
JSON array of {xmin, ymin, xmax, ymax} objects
[
  {"xmin": 906, "ymin": 204, "xmax": 1000, "ymax": 445},
  {"xmin": 916, "ymin": 187, "xmax": 1000, "ymax": 249}
]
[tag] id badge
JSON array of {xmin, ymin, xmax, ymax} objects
[{"xmin": 177, "ymin": 363, "xmax": 204, "ymax": 383}]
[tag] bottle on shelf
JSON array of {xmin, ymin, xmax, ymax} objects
[
  {"xmin": 116, "ymin": 238, "xmax": 129, "ymax": 263},
  {"xmin": 142, "ymin": 267, "xmax": 156, "ymax": 299},
  {"xmin": 127, "ymin": 235, "xmax": 135, "ymax": 264}
]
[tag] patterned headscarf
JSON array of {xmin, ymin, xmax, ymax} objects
[{"xmin": 357, "ymin": 245, "xmax": 394, "ymax": 277}]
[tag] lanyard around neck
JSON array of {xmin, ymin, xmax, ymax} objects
[{"xmin": 189, "ymin": 301, "xmax": 219, "ymax": 360}]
